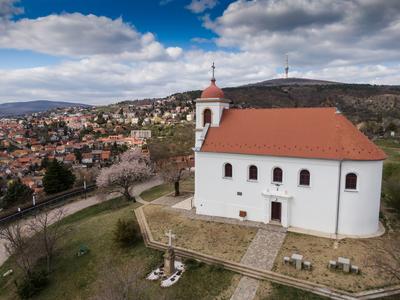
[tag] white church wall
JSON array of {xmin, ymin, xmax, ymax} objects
[
  {"xmin": 195, "ymin": 152, "xmax": 340, "ymax": 234},
  {"xmin": 194, "ymin": 151, "xmax": 384, "ymax": 236},
  {"xmin": 338, "ymin": 160, "xmax": 383, "ymax": 235}
]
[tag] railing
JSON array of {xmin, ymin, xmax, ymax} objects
[{"xmin": 0, "ymin": 184, "xmax": 96, "ymax": 225}]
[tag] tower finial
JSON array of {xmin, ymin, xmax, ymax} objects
[
  {"xmin": 285, "ymin": 54, "xmax": 289, "ymax": 79},
  {"xmin": 211, "ymin": 62, "xmax": 216, "ymax": 81}
]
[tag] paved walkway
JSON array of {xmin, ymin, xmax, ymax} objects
[
  {"xmin": 151, "ymin": 191, "xmax": 193, "ymax": 207},
  {"xmin": 0, "ymin": 177, "xmax": 163, "ymax": 267},
  {"xmin": 230, "ymin": 227, "xmax": 286, "ymax": 300},
  {"xmin": 154, "ymin": 196, "xmax": 287, "ymax": 300},
  {"xmin": 171, "ymin": 196, "xmax": 193, "ymax": 210}
]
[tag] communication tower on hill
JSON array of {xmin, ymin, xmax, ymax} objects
[{"xmin": 285, "ymin": 54, "xmax": 289, "ymax": 79}]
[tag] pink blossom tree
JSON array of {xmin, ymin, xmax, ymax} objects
[{"xmin": 96, "ymin": 149, "xmax": 152, "ymax": 201}]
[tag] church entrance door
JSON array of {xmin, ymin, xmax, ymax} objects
[{"xmin": 271, "ymin": 202, "xmax": 282, "ymax": 222}]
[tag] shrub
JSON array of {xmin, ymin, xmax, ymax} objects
[
  {"xmin": 15, "ymin": 271, "xmax": 49, "ymax": 299},
  {"xmin": 210, "ymin": 263, "xmax": 225, "ymax": 272},
  {"xmin": 113, "ymin": 218, "xmax": 139, "ymax": 247},
  {"xmin": 384, "ymin": 174, "xmax": 400, "ymax": 213},
  {"xmin": 2, "ymin": 179, "xmax": 33, "ymax": 208},
  {"xmin": 184, "ymin": 258, "xmax": 204, "ymax": 271}
]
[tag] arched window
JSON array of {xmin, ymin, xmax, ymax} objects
[
  {"xmin": 203, "ymin": 109, "xmax": 211, "ymax": 126},
  {"xmin": 299, "ymin": 169, "xmax": 310, "ymax": 186},
  {"xmin": 249, "ymin": 165, "xmax": 258, "ymax": 180},
  {"xmin": 224, "ymin": 163, "xmax": 232, "ymax": 178},
  {"xmin": 273, "ymin": 167, "xmax": 283, "ymax": 183},
  {"xmin": 345, "ymin": 173, "xmax": 357, "ymax": 190}
]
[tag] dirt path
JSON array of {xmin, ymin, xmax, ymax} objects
[{"xmin": 0, "ymin": 177, "xmax": 163, "ymax": 267}]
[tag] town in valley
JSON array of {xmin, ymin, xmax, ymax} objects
[{"xmin": 1, "ymin": 1, "xmax": 400, "ymax": 300}]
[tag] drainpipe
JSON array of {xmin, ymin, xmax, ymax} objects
[{"xmin": 335, "ymin": 160, "xmax": 343, "ymax": 237}]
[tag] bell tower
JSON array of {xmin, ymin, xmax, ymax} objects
[{"xmin": 194, "ymin": 63, "xmax": 230, "ymax": 149}]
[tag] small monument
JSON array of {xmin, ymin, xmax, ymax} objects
[
  {"xmin": 164, "ymin": 230, "xmax": 176, "ymax": 276},
  {"xmin": 146, "ymin": 229, "xmax": 185, "ymax": 287}
]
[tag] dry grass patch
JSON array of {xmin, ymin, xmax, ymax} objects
[
  {"xmin": 143, "ymin": 204, "xmax": 257, "ymax": 262},
  {"xmin": 215, "ymin": 274, "xmax": 242, "ymax": 300},
  {"xmin": 254, "ymin": 279, "xmax": 273, "ymax": 300},
  {"xmin": 273, "ymin": 232, "xmax": 400, "ymax": 292}
]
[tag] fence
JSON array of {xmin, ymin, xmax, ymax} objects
[{"xmin": 0, "ymin": 184, "xmax": 96, "ymax": 225}]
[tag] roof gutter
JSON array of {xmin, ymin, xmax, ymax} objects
[{"xmin": 335, "ymin": 160, "xmax": 343, "ymax": 237}]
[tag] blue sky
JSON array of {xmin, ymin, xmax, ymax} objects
[
  {"xmin": 0, "ymin": 0, "xmax": 229, "ymax": 69},
  {"xmin": 0, "ymin": 0, "xmax": 400, "ymax": 104},
  {"xmin": 12, "ymin": 0, "xmax": 228, "ymax": 49}
]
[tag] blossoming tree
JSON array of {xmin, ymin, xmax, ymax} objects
[{"xmin": 96, "ymin": 149, "xmax": 152, "ymax": 201}]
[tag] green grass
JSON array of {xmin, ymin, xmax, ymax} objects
[
  {"xmin": 267, "ymin": 283, "xmax": 327, "ymax": 300},
  {"xmin": 376, "ymin": 138, "xmax": 400, "ymax": 164},
  {"xmin": 0, "ymin": 193, "xmax": 234, "ymax": 300},
  {"xmin": 139, "ymin": 175, "xmax": 195, "ymax": 202},
  {"xmin": 140, "ymin": 183, "xmax": 172, "ymax": 201}
]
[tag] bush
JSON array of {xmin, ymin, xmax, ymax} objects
[
  {"xmin": 210, "ymin": 263, "xmax": 225, "ymax": 272},
  {"xmin": 113, "ymin": 218, "xmax": 139, "ymax": 247},
  {"xmin": 15, "ymin": 271, "xmax": 49, "ymax": 299},
  {"xmin": 2, "ymin": 179, "xmax": 33, "ymax": 208},
  {"xmin": 384, "ymin": 174, "xmax": 400, "ymax": 213},
  {"xmin": 184, "ymin": 258, "xmax": 204, "ymax": 271}
]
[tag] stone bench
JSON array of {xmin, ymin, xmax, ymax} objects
[{"xmin": 303, "ymin": 261, "xmax": 312, "ymax": 270}]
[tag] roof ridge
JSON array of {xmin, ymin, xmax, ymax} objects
[
  {"xmin": 229, "ymin": 107, "xmax": 336, "ymax": 111},
  {"xmin": 202, "ymin": 107, "xmax": 386, "ymax": 161}
]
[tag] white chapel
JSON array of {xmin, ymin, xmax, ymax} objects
[{"xmin": 193, "ymin": 69, "xmax": 386, "ymax": 238}]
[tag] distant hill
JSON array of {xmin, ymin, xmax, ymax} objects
[
  {"xmin": 159, "ymin": 78, "xmax": 400, "ymax": 136},
  {"xmin": 243, "ymin": 77, "xmax": 341, "ymax": 87},
  {"xmin": 0, "ymin": 100, "xmax": 91, "ymax": 117}
]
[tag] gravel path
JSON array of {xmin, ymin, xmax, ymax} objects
[
  {"xmin": 230, "ymin": 227, "xmax": 286, "ymax": 300},
  {"xmin": 0, "ymin": 177, "xmax": 163, "ymax": 267}
]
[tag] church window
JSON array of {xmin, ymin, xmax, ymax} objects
[
  {"xmin": 224, "ymin": 163, "xmax": 232, "ymax": 178},
  {"xmin": 345, "ymin": 173, "xmax": 357, "ymax": 190},
  {"xmin": 273, "ymin": 167, "xmax": 283, "ymax": 183},
  {"xmin": 203, "ymin": 109, "xmax": 212, "ymax": 126},
  {"xmin": 249, "ymin": 165, "xmax": 258, "ymax": 180},
  {"xmin": 299, "ymin": 169, "xmax": 310, "ymax": 186}
]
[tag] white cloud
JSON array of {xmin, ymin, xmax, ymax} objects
[
  {"xmin": 0, "ymin": 13, "xmax": 181, "ymax": 60},
  {"xmin": 186, "ymin": 0, "xmax": 218, "ymax": 14},
  {"xmin": 1, "ymin": 0, "xmax": 400, "ymax": 105},
  {"xmin": 191, "ymin": 37, "xmax": 213, "ymax": 44},
  {"xmin": 0, "ymin": 0, "xmax": 23, "ymax": 21},
  {"xmin": 206, "ymin": 0, "xmax": 400, "ymax": 66}
]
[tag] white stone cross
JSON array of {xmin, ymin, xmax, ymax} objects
[{"xmin": 165, "ymin": 230, "xmax": 176, "ymax": 247}]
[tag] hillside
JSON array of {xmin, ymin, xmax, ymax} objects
[
  {"xmin": 242, "ymin": 77, "xmax": 341, "ymax": 87},
  {"xmin": 168, "ymin": 81, "xmax": 400, "ymax": 135},
  {"xmin": 0, "ymin": 100, "xmax": 91, "ymax": 117}
]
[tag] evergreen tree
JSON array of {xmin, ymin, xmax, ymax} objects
[
  {"xmin": 1, "ymin": 179, "xmax": 33, "ymax": 208},
  {"xmin": 43, "ymin": 160, "xmax": 75, "ymax": 194},
  {"xmin": 74, "ymin": 149, "xmax": 83, "ymax": 163},
  {"xmin": 41, "ymin": 157, "xmax": 49, "ymax": 170}
]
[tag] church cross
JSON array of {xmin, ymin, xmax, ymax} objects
[
  {"xmin": 211, "ymin": 62, "xmax": 215, "ymax": 80},
  {"xmin": 165, "ymin": 230, "xmax": 176, "ymax": 247}
]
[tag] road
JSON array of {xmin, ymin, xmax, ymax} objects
[{"xmin": 0, "ymin": 177, "xmax": 163, "ymax": 268}]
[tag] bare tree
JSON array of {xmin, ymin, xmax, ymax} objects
[
  {"xmin": 91, "ymin": 260, "xmax": 145, "ymax": 300},
  {"xmin": 28, "ymin": 208, "xmax": 67, "ymax": 273},
  {"xmin": 365, "ymin": 234, "xmax": 400, "ymax": 281},
  {"xmin": 0, "ymin": 223, "xmax": 40, "ymax": 278},
  {"xmin": 96, "ymin": 149, "xmax": 152, "ymax": 201},
  {"xmin": 159, "ymin": 159, "xmax": 191, "ymax": 196}
]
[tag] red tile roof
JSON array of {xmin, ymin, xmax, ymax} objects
[
  {"xmin": 201, "ymin": 107, "xmax": 387, "ymax": 161},
  {"xmin": 201, "ymin": 79, "xmax": 225, "ymax": 99}
]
